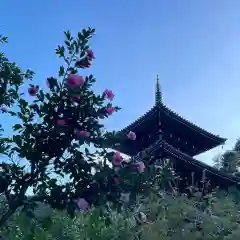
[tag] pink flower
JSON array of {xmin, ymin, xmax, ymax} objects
[
  {"xmin": 113, "ymin": 176, "xmax": 119, "ymax": 184},
  {"xmin": 135, "ymin": 161, "xmax": 145, "ymax": 173},
  {"xmin": 56, "ymin": 119, "xmax": 67, "ymax": 126},
  {"xmin": 112, "ymin": 151, "xmax": 122, "ymax": 167},
  {"xmin": 127, "ymin": 131, "xmax": 136, "ymax": 140},
  {"xmin": 86, "ymin": 49, "xmax": 95, "ymax": 59},
  {"xmin": 28, "ymin": 85, "xmax": 39, "ymax": 96},
  {"xmin": 106, "ymin": 106, "xmax": 115, "ymax": 115},
  {"xmin": 75, "ymin": 130, "xmax": 90, "ymax": 138},
  {"xmin": 70, "ymin": 94, "xmax": 81, "ymax": 102},
  {"xmin": 103, "ymin": 89, "xmax": 115, "ymax": 101},
  {"xmin": 76, "ymin": 198, "xmax": 89, "ymax": 212},
  {"xmin": 66, "ymin": 74, "xmax": 85, "ymax": 89}
]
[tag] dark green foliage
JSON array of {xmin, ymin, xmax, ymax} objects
[
  {"xmin": 214, "ymin": 139, "xmax": 240, "ymax": 175},
  {"xmin": 0, "ymin": 35, "xmax": 34, "ymax": 108},
  {"xmin": 1, "ymin": 191, "xmax": 240, "ymax": 239}
]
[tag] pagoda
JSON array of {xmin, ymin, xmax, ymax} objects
[{"xmin": 112, "ymin": 75, "xmax": 240, "ymax": 189}]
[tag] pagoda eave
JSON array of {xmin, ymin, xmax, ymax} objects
[{"xmin": 114, "ymin": 104, "xmax": 226, "ymax": 156}]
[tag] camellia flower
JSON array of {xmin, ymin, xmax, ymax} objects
[
  {"xmin": 127, "ymin": 131, "xmax": 136, "ymax": 140},
  {"xmin": 135, "ymin": 161, "xmax": 145, "ymax": 173},
  {"xmin": 56, "ymin": 119, "xmax": 67, "ymax": 126},
  {"xmin": 112, "ymin": 151, "xmax": 122, "ymax": 167},
  {"xmin": 76, "ymin": 198, "xmax": 89, "ymax": 212},
  {"xmin": 66, "ymin": 74, "xmax": 85, "ymax": 89},
  {"xmin": 86, "ymin": 49, "xmax": 95, "ymax": 59},
  {"xmin": 103, "ymin": 89, "xmax": 114, "ymax": 101},
  {"xmin": 106, "ymin": 106, "xmax": 115, "ymax": 115},
  {"xmin": 75, "ymin": 130, "xmax": 90, "ymax": 138},
  {"xmin": 113, "ymin": 176, "xmax": 119, "ymax": 184},
  {"xmin": 28, "ymin": 85, "xmax": 39, "ymax": 96}
]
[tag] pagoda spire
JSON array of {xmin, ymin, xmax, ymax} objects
[
  {"xmin": 156, "ymin": 73, "xmax": 163, "ymax": 163},
  {"xmin": 155, "ymin": 73, "xmax": 162, "ymax": 105}
]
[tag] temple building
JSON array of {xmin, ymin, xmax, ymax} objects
[{"xmin": 112, "ymin": 75, "xmax": 240, "ymax": 189}]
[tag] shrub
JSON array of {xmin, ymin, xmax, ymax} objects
[{"xmin": 1, "ymin": 191, "xmax": 240, "ymax": 239}]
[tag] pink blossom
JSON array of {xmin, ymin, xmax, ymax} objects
[
  {"xmin": 76, "ymin": 198, "xmax": 89, "ymax": 212},
  {"xmin": 106, "ymin": 106, "xmax": 115, "ymax": 115},
  {"xmin": 112, "ymin": 151, "xmax": 122, "ymax": 167},
  {"xmin": 70, "ymin": 95, "xmax": 81, "ymax": 102},
  {"xmin": 28, "ymin": 85, "xmax": 39, "ymax": 96},
  {"xmin": 103, "ymin": 89, "xmax": 115, "ymax": 101},
  {"xmin": 113, "ymin": 176, "xmax": 119, "ymax": 184},
  {"xmin": 75, "ymin": 130, "xmax": 90, "ymax": 138},
  {"xmin": 86, "ymin": 49, "xmax": 95, "ymax": 59},
  {"xmin": 127, "ymin": 131, "xmax": 136, "ymax": 140},
  {"xmin": 66, "ymin": 74, "xmax": 85, "ymax": 89},
  {"xmin": 56, "ymin": 119, "xmax": 67, "ymax": 126},
  {"xmin": 135, "ymin": 161, "xmax": 145, "ymax": 173}
]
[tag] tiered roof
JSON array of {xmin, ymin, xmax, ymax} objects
[
  {"xmin": 108, "ymin": 74, "xmax": 240, "ymax": 188},
  {"xmin": 114, "ymin": 75, "xmax": 226, "ymax": 156}
]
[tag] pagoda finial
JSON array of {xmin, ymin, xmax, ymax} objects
[{"xmin": 155, "ymin": 73, "xmax": 162, "ymax": 105}]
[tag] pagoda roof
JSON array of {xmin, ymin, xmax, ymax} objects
[
  {"xmin": 162, "ymin": 141, "xmax": 239, "ymax": 185},
  {"xmin": 114, "ymin": 75, "xmax": 226, "ymax": 156},
  {"xmin": 118, "ymin": 104, "xmax": 226, "ymax": 143},
  {"xmin": 146, "ymin": 139, "xmax": 240, "ymax": 187}
]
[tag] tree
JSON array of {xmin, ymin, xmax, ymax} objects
[
  {"xmin": 214, "ymin": 139, "xmax": 240, "ymax": 175},
  {"xmin": 0, "ymin": 28, "xmax": 159, "ymax": 227}
]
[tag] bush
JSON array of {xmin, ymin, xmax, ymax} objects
[{"xmin": 1, "ymin": 190, "xmax": 240, "ymax": 239}]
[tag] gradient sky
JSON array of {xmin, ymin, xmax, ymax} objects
[{"xmin": 1, "ymin": 0, "xmax": 240, "ymax": 165}]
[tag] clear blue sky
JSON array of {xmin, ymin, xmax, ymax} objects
[{"xmin": 1, "ymin": 0, "xmax": 240, "ymax": 165}]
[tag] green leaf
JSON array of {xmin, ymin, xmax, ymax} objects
[
  {"xmin": 64, "ymin": 30, "xmax": 71, "ymax": 40},
  {"xmin": 12, "ymin": 135, "xmax": 22, "ymax": 147},
  {"xmin": 19, "ymin": 98, "xmax": 28, "ymax": 108},
  {"xmin": 13, "ymin": 124, "xmax": 22, "ymax": 131},
  {"xmin": 58, "ymin": 66, "xmax": 65, "ymax": 77},
  {"xmin": 64, "ymin": 40, "xmax": 70, "ymax": 47},
  {"xmin": 7, "ymin": 111, "xmax": 17, "ymax": 116},
  {"xmin": 38, "ymin": 90, "xmax": 45, "ymax": 102},
  {"xmin": 56, "ymin": 45, "xmax": 65, "ymax": 57}
]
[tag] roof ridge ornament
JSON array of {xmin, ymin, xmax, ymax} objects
[{"xmin": 155, "ymin": 73, "xmax": 162, "ymax": 105}]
